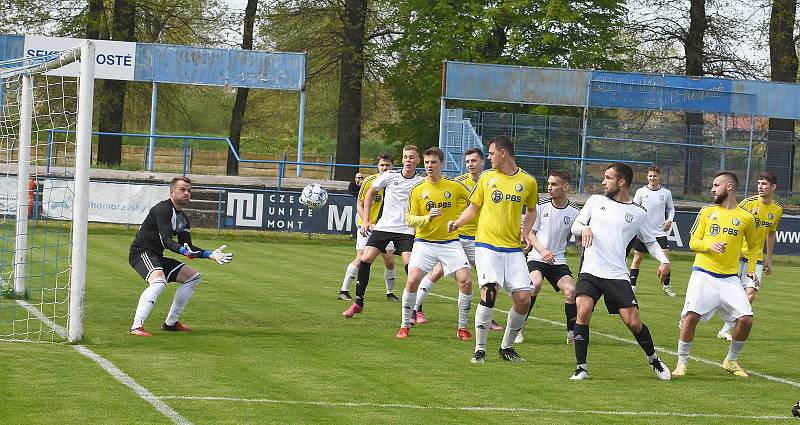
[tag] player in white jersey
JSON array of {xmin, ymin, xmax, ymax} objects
[
  {"xmin": 337, "ymin": 154, "xmax": 398, "ymax": 302},
  {"xmin": 629, "ymin": 165, "xmax": 676, "ymax": 296},
  {"xmin": 517, "ymin": 169, "xmax": 580, "ymax": 344},
  {"xmin": 569, "ymin": 163, "xmax": 672, "ymax": 381},
  {"xmin": 342, "ymin": 145, "xmax": 424, "ymax": 318}
]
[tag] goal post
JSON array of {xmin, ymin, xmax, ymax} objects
[{"xmin": 0, "ymin": 41, "xmax": 94, "ymax": 343}]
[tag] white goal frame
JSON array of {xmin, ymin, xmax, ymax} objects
[{"xmin": 3, "ymin": 41, "xmax": 95, "ymax": 343}]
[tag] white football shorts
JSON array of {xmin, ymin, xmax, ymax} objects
[
  {"xmin": 409, "ymin": 239, "xmax": 470, "ymax": 276},
  {"xmin": 681, "ymin": 268, "xmax": 753, "ymax": 323},
  {"xmin": 459, "ymin": 236, "xmax": 476, "ymax": 264},
  {"xmin": 738, "ymin": 257, "xmax": 763, "ymax": 291},
  {"xmin": 475, "ymin": 244, "xmax": 531, "ymax": 293},
  {"xmin": 356, "ymin": 231, "xmax": 394, "ymax": 252}
]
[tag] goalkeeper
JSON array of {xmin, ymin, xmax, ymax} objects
[{"xmin": 128, "ymin": 177, "xmax": 233, "ymax": 336}]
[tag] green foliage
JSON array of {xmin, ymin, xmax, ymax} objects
[{"xmin": 383, "ymin": 0, "xmax": 628, "ymax": 146}]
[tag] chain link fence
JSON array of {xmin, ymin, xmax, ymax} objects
[{"xmin": 442, "ymin": 109, "xmax": 796, "ymax": 200}]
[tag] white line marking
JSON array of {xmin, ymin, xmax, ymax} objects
[
  {"xmin": 158, "ymin": 396, "xmax": 789, "ymax": 420},
  {"xmin": 428, "ymin": 293, "xmax": 800, "ymax": 389},
  {"xmin": 15, "ymin": 300, "xmax": 192, "ymax": 425}
]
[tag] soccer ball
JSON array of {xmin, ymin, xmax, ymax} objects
[
  {"xmin": 792, "ymin": 401, "xmax": 800, "ymax": 417},
  {"xmin": 299, "ymin": 183, "xmax": 328, "ymax": 209}
]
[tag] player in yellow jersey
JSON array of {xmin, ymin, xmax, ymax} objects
[
  {"xmin": 449, "ymin": 135, "xmax": 538, "ymax": 364},
  {"xmin": 337, "ymin": 154, "xmax": 398, "ymax": 301},
  {"xmin": 674, "ymin": 171, "xmax": 758, "ymax": 378},
  {"xmin": 396, "ymin": 147, "xmax": 473, "ymax": 339},
  {"xmin": 717, "ymin": 171, "xmax": 783, "ymax": 340},
  {"xmin": 410, "ymin": 148, "xmax": 504, "ymax": 330}
]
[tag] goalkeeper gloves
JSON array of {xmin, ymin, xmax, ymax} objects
[
  {"xmin": 179, "ymin": 243, "xmax": 203, "ymax": 259},
  {"xmin": 209, "ymin": 244, "xmax": 233, "ymax": 265}
]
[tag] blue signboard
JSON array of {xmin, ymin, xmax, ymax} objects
[{"xmin": 589, "ymin": 71, "xmax": 734, "ymax": 114}]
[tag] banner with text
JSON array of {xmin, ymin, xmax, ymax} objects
[
  {"xmin": 23, "ymin": 35, "xmax": 136, "ymax": 80},
  {"xmin": 0, "ymin": 177, "xmax": 19, "ymax": 215},
  {"xmin": 42, "ymin": 180, "xmax": 165, "ymax": 224},
  {"xmin": 224, "ymin": 189, "xmax": 357, "ymax": 234}
]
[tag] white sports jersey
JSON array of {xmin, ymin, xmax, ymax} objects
[
  {"xmin": 527, "ymin": 198, "xmax": 580, "ymax": 265},
  {"xmin": 371, "ymin": 169, "xmax": 424, "ymax": 235},
  {"xmin": 633, "ymin": 185, "xmax": 674, "ymax": 238},
  {"xmin": 573, "ymin": 195, "xmax": 657, "ymax": 281}
]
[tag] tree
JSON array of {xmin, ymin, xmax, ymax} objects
[
  {"xmin": 767, "ymin": 0, "xmax": 798, "ymax": 194},
  {"xmin": 227, "ymin": 0, "xmax": 259, "ymax": 176},
  {"xmin": 384, "ymin": 0, "xmax": 627, "ymax": 147},
  {"xmin": 683, "ymin": 0, "xmax": 706, "ymax": 195},
  {"xmin": 96, "ymin": 0, "xmax": 136, "ymax": 166}
]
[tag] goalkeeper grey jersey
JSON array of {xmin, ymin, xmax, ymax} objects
[{"xmin": 371, "ymin": 169, "xmax": 424, "ymax": 235}]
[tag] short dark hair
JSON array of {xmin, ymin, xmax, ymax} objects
[
  {"xmin": 548, "ymin": 169, "xmax": 572, "ymax": 184},
  {"xmin": 402, "ymin": 144, "xmax": 420, "ymax": 154},
  {"xmin": 378, "ymin": 153, "xmax": 394, "ymax": 163},
  {"xmin": 758, "ymin": 171, "xmax": 777, "ymax": 185},
  {"xmin": 423, "ymin": 146, "xmax": 444, "ymax": 162},
  {"xmin": 464, "ymin": 148, "xmax": 484, "ymax": 159},
  {"xmin": 170, "ymin": 176, "xmax": 191, "ymax": 189},
  {"xmin": 606, "ymin": 163, "xmax": 633, "ymax": 188},
  {"xmin": 488, "ymin": 135, "xmax": 514, "ymax": 157},
  {"xmin": 714, "ymin": 171, "xmax": 739, "ymax": 187},
  {"xmin": 647, "ymin": 165, "xmax": 661, "ymax": 174}
]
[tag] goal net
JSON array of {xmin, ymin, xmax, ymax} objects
[{"xmin": 0, "ymin": 42, "xmax": 95, "ymax": 343}]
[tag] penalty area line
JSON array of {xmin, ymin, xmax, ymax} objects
[
  {"xmin": 428, "ymin": 293, "xmax": 800, "ymax": 389},
  {"xmin": 15, "ymin": 299, "xmax": 192, "ymax": 425},
  {"xmin": 158, "ymin": 396, "xmax": 788, "ymax": 420}
]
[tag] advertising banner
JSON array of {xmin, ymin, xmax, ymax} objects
[
  {"xmin": 41, "ymin": 180, "xmax": 165, "ymax": 224},
  {"xmin": 23, "ymin": 35, "xmax": 136, "ymax": 81}
]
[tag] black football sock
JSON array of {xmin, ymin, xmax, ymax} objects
[
  {"xmin": 355, "ymin": 262, "xmax": 372, "ymax": 306},
  {"xmin": 629, "ymin": 268, "xmax": 639, "ymax": 288},
  {"xmin": 565, "ymin": 303, "xmax": 577, "ymax": 332},
  {"xmin": 633, "ymin": 323, "xmax": 656, "ymax": 357},
  {"xmin": 574, "ymin": 323, "xmax": 589, "ymax": 365},
  {"xmin": 525, "ymin": 295, "xmax": 537, "ymax": 320},
  {"xmin": 663, "ymin": 272, "xmax": 671, "ymax": 287}
]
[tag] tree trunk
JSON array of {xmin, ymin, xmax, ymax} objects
[
  {"xmin": 227, "ymin": 0, "xmax": 259, "ymax": 176},
  {"xmin": 767, "ymin": 0, "xmax": 798, "ymax": 196},
  {"xmin": 334, "ymin": 0, "xmax": 368, "ymax": 181},
  {"xmin": 85, "ymin": 0, "xmax": 105, "ymax": 40},
  {"xmin": 96, "ymin": 0, "xmax": 135, "ymax": 166},
  {"xmin": 683, "ymin": 0, "xmax": 706, "ymax": 195}
]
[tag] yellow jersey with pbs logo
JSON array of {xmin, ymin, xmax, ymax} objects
[
  {"xmin": 407, "ymin": 177, "xmax": 470, "ymax": 241},
  {"xmin": 454, "ymin": 173, "xmax": 480, "ymax": 238},
  {"xmin": 689, "ymin": 205, "xmax": 757, "ymax": 275},
  {"xmin": 357, "ymin": 174, "xmax": 385, "ymax": 226},
  {"xmin": 739, "ymin": 195, "xmax": 783, "ymax": 265},
  {"xmin": 470, "ymin": 168, "xmax": 538, "ymax": 249}
]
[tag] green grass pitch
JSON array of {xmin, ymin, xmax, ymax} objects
[{"xmin": 1, "ymin": 228, "xmax": 799, "ymax": 424}]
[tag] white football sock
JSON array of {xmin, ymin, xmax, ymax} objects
[
  {"xmin": 385, "ymin": 269, "xmax": 396, "ymax": 294},
  {"xmin": 340, "ymin": 263, "xmax": 358, "ymax": 292},
  {"xmin": 401, "ymin": 290, "xmax": 415, "ymax": 328},
  {"xmin": 457, "ymin": 291, "xmax": 472, "ymax": 328},
  {"xmin": 501, "ymin": 308, "xmax": 527, "ymax": 349},
  {"xmin": 165, "ymin": 273, "xmax": 201, "ymax": 326},
  {"xmin": 677, "ymin": 340, "xmax": 692, "ymax": 365},
  {"xmin": 721, "ymin": 321, "xmax": 735, "ymax": 334},
  {"xmin": 474, "ymin": 304, "xmax": 493, "ymax": 353},
  {"xmin": 131, "ymin": 278, "xmax": 167, "ymax": 329},
  {"xmin": 414, "ymin": 276, "xmax": 435, "ymax": 310},
  {"xmin": 726, "ymin": 339, "xmax": 746, "ymax": 361}
]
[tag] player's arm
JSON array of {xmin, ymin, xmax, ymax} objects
[
  {"xmin": 450, "ymin": 175, "xmax": 483, "ymax": 232},
  {"xmin": 637, "ymin": 217, "xmax": 670, "ymax": 277},
  {"xmin": 664, "ymin": 191, "xmax": 675, "ymax": 231},
  {"xmin": 688, "ymin": 208, "xmax": 722, "ymax": 253},
  {"xmin": 406, "ymin": 189, "xmax": 435, "ymax": 227},
  {"xmin": 765, "ymin": 209, "xmax": 782, "ymax": 274},
  {"xmin": 360, "ymin": 186, "xmax": 376, "ymax": 225},
  {"xmin": 521, "ymin": 205, "xmax": 537, "ymax": 251},
  {"xmin": 572, "ymin": 196, "xmax": 593, "ymax": 247}
]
